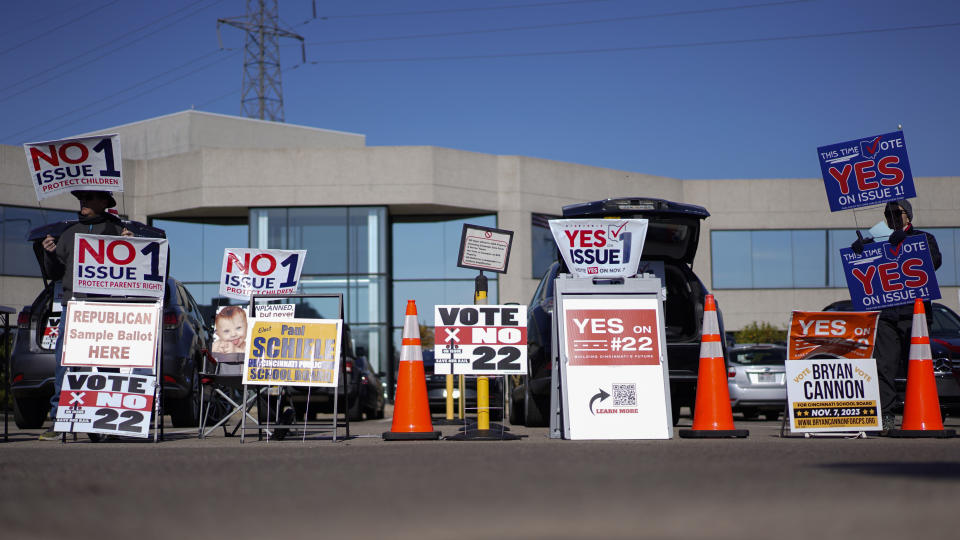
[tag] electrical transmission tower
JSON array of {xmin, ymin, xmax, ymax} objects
[{"xmin": 218, "ymin": 0, "xmax": 305, "ymax": 122}]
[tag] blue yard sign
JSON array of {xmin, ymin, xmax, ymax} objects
[
  {"xmin": 817, "ymin": 131, "xmax": 915, "ymax": 212},
  {"xmin": 840, "ymin": 235, "xmax": 940, "ymax": 311}
]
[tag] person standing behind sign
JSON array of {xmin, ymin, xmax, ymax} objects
[
  {"xmin": 38, "ymin": 190, "xmax": 133, "ymax": 440},
  {"xmin": 850, "ymin": 200, "xmax": 941, "ymax": 432}
]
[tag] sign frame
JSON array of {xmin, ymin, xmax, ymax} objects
[{"xmin": 456, "ymin": 224, "xmax": 514, "ymax": 274}]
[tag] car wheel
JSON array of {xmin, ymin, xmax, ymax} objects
[
  {"xmin": 509, "ymin": 390, "xmax": 525, "ymax": 426},
  {"xmin": 761, "ymin": 410, "xmax": 781, "ymax": 421},
  {"xmin": 671, "ymin": 400, "xmax": 681, "ymax": 426},
  {"xmin": 14, "ymin": 396, "xmax": 48, "ymax": 429},
  {"xmin": 169, "ymin": 367, "xmax": 201, "ymax": 427},
  {"xmin": 740, "ymin": 407, "xmax": 759, "ymax": 420},
  {"xmin": 524, "ymin": 384, "xmax": 548, "ymax": 427},
  {"xmin": 347, "ymin": 394, "xmax": 363, "ymax": 422}
]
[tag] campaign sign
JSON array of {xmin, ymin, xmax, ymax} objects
[
  {"xmin": 549, "ymin": 219, "xmax": 648, "ymax": 278},
  {"xmin": 62, "ymin": 301, "xmax": 161, "ymax": 368},
  {"xmin": 42, "ymin": 315, "xmax": 61, "ymax": 349},
  {"xmin": 786, "ymin": 358, "xmax": 881, "ymax": 432},
  {"xmin": 243, "ymin": 318, "xmax": 342, "ymax": 387},
  {"xmin": 433, "ymin": 305, "xmax": 527, "ymax": 375},
  {"xmin": 457, "ymin": 224, "xmax": 514, "ymax": 273},
  {"xmin": 73, "ymin": 234, "xmax": 168, "ymax": 298},
  {"xmin": 54, "ymin": 372, "xmax": 155, "ymax": 438},
  {"xmin": 840, "ymin": 235, "xmax": 940, "ymax": 311},
  {"xmin": 817, "ymin": 131, "xmax": 914, "ymax": 212},
  {"xmin": 560, "ymin": 297, "xmax": 670, "ymax": 439},
  {"xmin": 219, "ymin": 248, "xmax": 306, "ymax": 301},
  {"xmin": 24, "ymin": 134, "xmax": 123, "ymax": 201},
  {"xmin": 788, "ymin": 311, "xmax": 879, "ymax": 360}
]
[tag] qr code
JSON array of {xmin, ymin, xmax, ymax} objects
[{"xmin": 612, "ymin": 383, "xmax": 637, "ymax": 407}]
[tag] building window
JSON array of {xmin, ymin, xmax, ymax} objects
[
  {"xmin": 1, "ymin": 205, "xmax": 76, "ymax": 277},
  {"xmin": 531, "ymin": 213, "xmax": 559, "ymax": 278},
  {"xmin": 391, "ymin": 214, "xmax": 499, "ymax": 356},
  {"xmin": 711, "ymin": 227, "xmax": 960, "ymax": 289}
]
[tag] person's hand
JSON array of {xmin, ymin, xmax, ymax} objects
[
  {"xmin": 888, "ymin": 228, "xmax": 906, "ymax": 246},
  {"xmin": 851, "ymin": 236, "xmax": 873, "ymax": 255},
  {"xmin": 42, "ymin": 235, "xmax": 56, "ymax": 252},
  {"xmin": 120, "ymin": 227, "xmax": 134, "ymax": 237}
]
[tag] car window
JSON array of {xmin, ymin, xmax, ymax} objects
[
  {"xmin": 730, "ymin": 348, "xmax": 786, "ymax": 366},
  {"xmin": 931, "ymin": 305, "xmax": 960, "ymax": 335}
]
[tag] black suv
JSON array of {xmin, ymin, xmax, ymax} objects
[
  {"xmin": 509, "ymin": 197, "xmax": 725, "ymax": 426},
  {"xmin": 10, "ymin": 220, "xmax": 210, "ymax": 429}
]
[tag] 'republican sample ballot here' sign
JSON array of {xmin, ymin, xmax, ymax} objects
[
  {"xmin": 433, "ymin": 305, "xmax": 527, "ymax": 375},
  {"xmin": 786, "ymin": 358, "xmax": 882, "ymax": 433},
  {"xmin": 61, "ymin": 301, "xmax": 161, "ymax": 369},
  {"xmin": 25, "ymin": 134, "xmax": 123, "ymax": 201},
  {"xmin": 73, "ymin": 234, "xmax": 168, "ymax": 298},
  {"xmin": 549, "ymin": 219, "xmax": 648, "ymax": 278},
  {"xmin": 242, "ymin": 318, "xmax": 342, "ymax": 387},
  {"xmin": 54, "ymin": 372, "xmax": 155, "ymax": 438},
  {"xmin": 817, "ymin": 131, "xmax": 914, "ymax": 212},
  {"xmin": 558, "ymin": 294, "xmax": 671, "ymax": 439},
  {"xmin": 839, "ymin": 235, "xmax": 940, "ymax": 311},
  {"xmin": 219, "ymin": 248, "xmax": 306, "ymax": 301}
]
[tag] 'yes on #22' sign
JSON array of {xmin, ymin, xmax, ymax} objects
[
  {"xmin": 840, "ymin": 235, "xmax": 940, "ymax": 311},
  {"xmin": 817, "ymin": 131, "xmax": 915, "ymax": 212},
  {"xmin": 433, "ymin": 305, "xmax": 527, "ymax": 375},
  {"xmin": 220, "ymin": 248, "xmax": 307, "ymax": 301}
]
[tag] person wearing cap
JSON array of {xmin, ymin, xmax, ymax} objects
[
  {"xmin": 38, "ymin": 190, "xmax": 133, "ymax": 440},
  {"xmin": 850, "ymin": 199, "xmax": 941, "ymax": 432}
]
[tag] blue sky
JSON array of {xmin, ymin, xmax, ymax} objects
[{"xmin": 1, "ymin": 0, "xmax": 958, "ymax": 179}]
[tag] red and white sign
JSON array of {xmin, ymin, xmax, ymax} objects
[
  {"xmin": 62, "ymin": 301, "xmax": 161, "ymax": 368},
  {"xmin": 549, "ymin": 219, "xmax": 648, "ymax": 278},
  {"xmin": 788, "ymin": 311, "xmax": 880, "ymax": 360},
  {"xmin": 219, "ymin": 248, "xmax": 307, "ymax": 301},
  {"xmin": 73, "ymin": 234, "xmax": 168, "ymax": 298},
  {"xmin": 54, "ymin": 372, "xmax": 155, "ymax": 438},
  {"xmin": 560, "ymin": 296, "xmax": 670, "ymax": 439},
  {"xmin": 24, "ymin": 134, "xmax": 123, "ymax": 201},
  {"xmin": 433, "ymin": 305, "xmax": 527, "ymax": 375}
]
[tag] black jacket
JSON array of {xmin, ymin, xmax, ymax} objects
[{"xmin": 42, "ymin": 212, "xmax": 125, "ymax": 302}]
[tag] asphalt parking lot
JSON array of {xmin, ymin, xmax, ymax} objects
[{"xmin": 2, "ymin": 409, "xmax": 959, "ymax": 540}]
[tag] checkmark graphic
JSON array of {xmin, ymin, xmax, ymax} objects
[
  {"xmin": 861, "ymin": 135, "xmax": 882, "ymax": 159},
  {"xmin": 609, "ymin": 222, "xmax": 627, "ymax": 240}
]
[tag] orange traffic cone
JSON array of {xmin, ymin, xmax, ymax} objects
[
  {"xmin": 679, "ymin": 295, "xmax": 748, "ymax": 438},
  {"xmin": 383, "ymin": 300, "xmax": 441, "ymax": 441},
  {"xmin": 888, "ymin": 299, "xmax": 955, "ymax": 438}
]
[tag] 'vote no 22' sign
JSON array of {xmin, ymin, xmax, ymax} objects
[{"xmin": 433, "ymin": 305, "xmax": 527, "ymax": 375}]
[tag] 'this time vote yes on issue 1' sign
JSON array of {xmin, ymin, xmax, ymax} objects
[
  {"xmin": 457, "ymin": 224, "xmax": 514, "ymax": 273},
  {"xmin": 840, "ymin": 235, "xmax": 940, "ymax": 311},
  {"xmin": 62, "ymin": 301, "xmax": 161, "ymax": 369},
  {"xmin": 25, "ymin": 135, "xmax": 123, "ymax": 201},
  {"xmin": 817, "ymin": 131, "xmax": 914, "ymax": 212},
  {"xmin": 220, "ymin": 248, "xmax": 306, "ymax": 301},
  {"xmin": 73, "ymin": 234, "xmax": 168, "ymax": 298},
  {"xmin": 54, "ymin": 372, "xmax": 155, "ymax": 438},
  {"xmin": 433, "ymin": 305, "xmax": 527, "ymax": 375},
  {"xmin": 243, "ymin": 318, "xmax": 342, "ymax": 387}
]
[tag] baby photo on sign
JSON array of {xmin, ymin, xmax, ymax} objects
[{"xmin": 211, "ymin": 306, "xmax": 248, "ymax": 375}]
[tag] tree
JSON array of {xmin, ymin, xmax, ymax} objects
[{"xmin": 735, "ymin": 321, "xmax": 787, "ymax": 345}]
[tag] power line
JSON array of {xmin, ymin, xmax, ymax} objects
[
  {"xmin": 0, "ymin": 0, "xmax": 226, "ymax": 101},
  {"xmin": 305, "ymin": 0, "xmax": 814, "ymax": 46},
  {"xmin": 303, "ymin": 21, "xmax": 960, "ymax": 64},
  {"xmin": 10, "ymin": 50, "xmax": 237, "ymax": 143},
  {"xmin": 316, "ymin": 0, "xmax": 617, "ymax": 20},
  {"xmin": 3, "ymin": 49, "xmax": 234, "ymax": 142},
  {"xmin": 0, "ymin": 0, "xmax": 122, "ymax": 57}
]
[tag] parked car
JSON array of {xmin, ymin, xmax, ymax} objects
[
  {"xmin": 11, "ymin": 218, "xmax": 210, "ymax": 429},
  {"xmin": 284, "ymin": 324, "xmax": 386, "ymax": 422},
  {"xmin": 822, "ymin": 300, "xmax": 960, "ymax": 416},
  {"xmin": 422, "ymin": 349, "xmax": 505, "ymax": 421},
  {"xmin": 509, "ymin": 197, "xmax": 725, "ymax": 426},
  {"xmin": 727, "ymin": 344, "xmax": 786, "ymax": 420}
]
